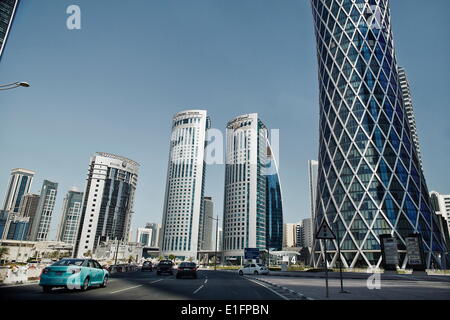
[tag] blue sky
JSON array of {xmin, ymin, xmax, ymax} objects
[{"xmin": 0, "ymin": 0, "xmax": 449, "ymax": 240}]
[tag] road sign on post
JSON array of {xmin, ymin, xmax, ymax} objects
[
  {"xmin": 316, "ymin": 219, "xmax": 336, "ymax": 240},
  {"xmin": 315, "ymin": 219, "xmax": 336, "ymax": 298}
]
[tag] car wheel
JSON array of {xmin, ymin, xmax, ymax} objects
[
  {"xmin": 100, "ymin": 275, "xmax": 108, "ymax": 288},
  {"xmin": 193, "ymin": 274, "xmax": 197, "ymax": 279},
  {"xmin": 239, "ymin": 270, "xmax": 243, "ymax": 276},
  {"xmin": 42, "ymin": 286, "xmax": 52, "ymax": 293},
  {"xmin": 254, "ymin": 271, "xmax": 259, "ymax": 275},
  {"xmin": 80, "ymin": 277, "xmax": 90, "ymax": 291}
]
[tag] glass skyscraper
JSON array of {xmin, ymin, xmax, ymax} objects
[
  {"xmin": 265, "ymin": 146, "xmax": 283, "ymax": 251},
  {"xmin": 311, "ymin": 0, "xmax": 446, "ymax": 269},
  {"xmin": 29, "ymin": 180, "xmax": 58, "ymax": 241},
  {"xmin": 57, "ymin": 188, "xmax": 84, "ymax": 245},
  {"xmin": 0, "ymin": 0, "xmax": 19, "ymax": 60}
]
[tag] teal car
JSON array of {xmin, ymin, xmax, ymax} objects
[{"xmin": 39, "ymin": 258, "xmax": 109, "ymax": 293}]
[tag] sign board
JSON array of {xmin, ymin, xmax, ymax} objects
[
  {"xmin": 244, "ymin": 248, "xmax": 260, "ymax": 260},
  {"xmin": 380, "ymin": 235, "xmax": 399, "ymax": 270},
  {"xmin": 405, "ymin": 234, "xmax": 425, "ymax": 271},
  {"xmin": 315, "ymin": 219, "xmax": 336, "ymax": 240}
]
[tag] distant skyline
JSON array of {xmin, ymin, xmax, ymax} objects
[{"xmin": 0, "ymin": 0, "xmax": 449, "ymax": 241}]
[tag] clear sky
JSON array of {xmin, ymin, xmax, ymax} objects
[{"xmin": 0, "ymin": 0, "xmax": 449, "ymax": 241}]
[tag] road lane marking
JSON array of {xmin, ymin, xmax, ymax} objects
[
  {"xmin": 150, "ymin": 279, "xmax": 163, "ymax": 284},
  {"xmin": 204, "ymin": 279, "xmax": 208, "ymax": 284},
  {"xmin": 193, "ymin": 285, "xmax": 204, "ymax": 294},
  {"xmin": 245, "ymin": 277, "xmax": 289, "ymax": 300},
  {"xmin": 110, "ymin": 285, "xmax": 143, "ymax": 294}
]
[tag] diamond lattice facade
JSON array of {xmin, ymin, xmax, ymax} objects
[{"xmin": 311, "ymin": 0, "xmax": 446, "ymax": 269}]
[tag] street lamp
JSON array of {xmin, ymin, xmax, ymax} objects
[{"xmin": 0, "ymin": 81, "xmax": 30, "ymax": 91}]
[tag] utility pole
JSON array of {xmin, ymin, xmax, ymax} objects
[{"xmin": 214, "ymin": 215, "xmax": 219, "ymax": 271}]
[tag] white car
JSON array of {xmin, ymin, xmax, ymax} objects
[{"xmin": 238, "ymin": 263, "xmax": 269, "ymax": 276}]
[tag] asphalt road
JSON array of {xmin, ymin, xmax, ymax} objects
[{"xmin": 0, "ymin": 270, "xmax": 283, "ymax": 300}]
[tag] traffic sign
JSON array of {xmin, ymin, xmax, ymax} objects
[{"xmin": 316, "ymin": 219, "xmax": 336, "ymax": 240}]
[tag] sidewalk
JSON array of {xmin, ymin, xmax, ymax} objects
[{"xmin": 265, "ymin": 270, "xmax": 450, "ymax": 282}]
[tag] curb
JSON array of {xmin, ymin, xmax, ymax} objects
[{"xmin": 245, "ymin": 276, "xmax": 313, "ymax": 301}]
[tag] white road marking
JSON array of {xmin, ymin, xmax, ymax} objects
[
  {"xmin": 193, "ymin": 285, "xmax": 204, "ymax": 294},
  {"xmin": 245, "ymin": 277, "xmax": 289, "ymax": 301},
  {"xmin": 150, "ymin": 279, "xmax": 163, "ymax": 284},
  {"xmin": 110, "ymin": 285, "xmax": 143, "ymax": 294}
]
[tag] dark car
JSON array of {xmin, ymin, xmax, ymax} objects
[
  {"xmin": 156, "ymin": 260, "xmax": 174, "ymax": 275},
  {"xmin": 176, "ymin": 262, "xmax": 198, "ymax": 279},
  {"xmin": 141, "ymin": 261, "xmax": 153, "ymax": 272}
]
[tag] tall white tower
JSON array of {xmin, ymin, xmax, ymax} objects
[
  {"xmin": 74, "ymin": 152, "xmax": 139, "ymax": 258},
  {"xmin": 222, "ymin": 113, "xmax": 268, "ymax": 263},
  {"xmin": 160, "ymin": 110, "xmax": 210, "ymax": 260}
]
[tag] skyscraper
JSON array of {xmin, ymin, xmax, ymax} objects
[
  {"xmin": 430, "ymin": 191, "xmax": 450, "ymax": 237},
  {"xmin": 310, "ymin": 0, "xmax": 446, "ymax": 269},
  {"xmin": 266, "ymin": 145, "xmax": 283, "ymax": 251},
  {"xmin": 160, "ymin": 110, "xmax": 210, "ymax": 260},
  {"xmin": 57, "ymin": 188, "xmax": 84, "ymax": 245},
  {"xmin": 0, "ymin": 0, "xmax": 19, "ymax": 60},
  {"xmin": 223, "ymin": 113, "xmax": 268, "ymax": 263},
  {"xmin": 398, "ymin": 67, "xmax": 423, "ymax": 172},
  {"xmin": 136, "ymin": 227, "xmax": 152, "ymax": 247},
  {"xmin": 283, "ymin": 223, "xmax": 298, "ymax": 248},
  {"xmin": 201, "ymin": 196, "xmax": 214, "ymax": 251},
  {"xmin": 308, "ymin": 160, "xmax": 319, "ymax": 223},
  {"xmin": 18, "ymin": 193, "xmax": 40, "ymax": 240},
  {"xmin": 2, "ymin": 168, "xmax": 34, "ymax": 214},
  {"xmin": 29, "ymin": 180, "xmax": 58, "ymax": 241},
  {"xmin": 74, "ymin": 152, "xmax": 139, "ymax": 258},
  {"xmin": 145, "ymin": 222, "xmax": 161, "ymax": 248}
]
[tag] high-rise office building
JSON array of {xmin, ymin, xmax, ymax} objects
[
  {"xmin": 145, "ymin": 222, "xmax": 161, "ymax": 248},
  {"xmin": 74, "ymin": 152, "xmax": 139, "ymax": 258},
  {"xmin": 2, "ymin": 168, "xmax": 34, "ymax": 214},
  {"xmin": 266, "ymin": 145, "xmax": 283, "ymax": 251},
  {"xmin": 57, "ymin": 188, "xmax": 84, "ymax": 245},
  {"xmin": 18, "ymin": 193, "xmax": 39, "ymax": 240},
  {"xmin": 308, "ymin": 160, "xmax": 319, "ymax": 222},
  {"xmin": 222, "ymin": 113, "xmax": 268, "ymax": 263},
  {"xmin": 136, "ymin": 227, "xmax": 153, "ymax": 247},
  {"xmin": 29, "ymin": 180, "xmax": 58, "ymax": 241},
  {"xmin": 283, "ymin": 223, "xmax": 298, "ymax": 248},
  {"xmin": 0, "ymin": 0, "xmax": 19, "ymax": 60},
  {"xmin": 311, "ymin": 0, "xmax": 446, "ymax": 269},
  {"xmin": 201, "ymin": 196, "xmax": 214, "ymax": 251},
  {"xmin": 160, "ymin": 110, "xmax": 210, "ymax": 260},
  {"xmin": 300, "ymin": 218, "xmax": 314, "ymax": 249},
  {"xmin": 398, "ymin": 67, "xmax": 423, "ymax": 172},
  {"xmin": 430, "ymin": 191, "xmax": 450, "ymax": 237}
]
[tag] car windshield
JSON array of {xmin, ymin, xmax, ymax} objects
[
  {"xmin": 52, "ymin": 259, "xmax": 85, "ymax": 266},
  {"xmin": 143, "ymin": 261, "xmax": 151, "ymax": 265},
  {"xmin": 257, "ymin": 264, "xmax": 265, "ymax": 267}
]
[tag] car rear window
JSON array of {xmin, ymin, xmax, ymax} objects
[
  {"xmin": 52, "ymin": 259, "xmax": 84, "ymax": 266},
  {"xmin": 180, "ymin": 262, "xmax": 196, "ymax": 267}
]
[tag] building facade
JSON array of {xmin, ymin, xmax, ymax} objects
[
  {"xmin": 29, "ymin": 180, "xmax": 58, "ymax": 242},
  {"xmin": 201, "ymin": 196, "xmax": 214, "ymax": 251},
  {"xmin": 0, "ymin": 0, "xmax": 19, "ymax": 60},
  {"xmin": 74, "ymin": 153, "xmax": 139, "ymax": 258},
  {"xmin": 310, "ymin": 0, "xmax": 446, "ymax": 269},
  {"xmin": 398, "ymin": 67, "xmax": 423, "ymax": 172},
  {"xmin": 430, "ymin": 191, "xmax": 450, "ymax": 237},
  {"xmin": 266, "ymin": 145, "xmax": 283, "ymax": 251},
  {"xmin": 160, "ymin": 110, "xmax": 210, "ymax": 260},
  {"xmin": 145, "ymin": 222, "xmax": 161, "ymax": 248},
  {"xmin": 2, "ymin": 168, "xmax": 34, "ymax": 214},
  {"xmin": 57, "ymin": 189, "xmax": 84, "ymax": 245},
  {"xmin": 283, "ymin": 223, "xmax": 298, "ymax": 248},
  {"xmin": 136, "ymin": 227, "xmax": 153, "ymax": 247},
  {"xmin": 222, "ymin": 113, "xmax": 268, "ymax": 263}
]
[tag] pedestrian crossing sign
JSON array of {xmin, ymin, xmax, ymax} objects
[{"xmin": 316, "ymin": 219, "xmax": 336, "ymax": 240}]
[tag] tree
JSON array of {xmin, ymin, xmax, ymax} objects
[
  {"xmin": 128, "ymin": 255, "xmax": 134, "ymax": 264},
  {"xmin": 83, "ymin": 250, "xmax": 92, "ymax": 259},
  {"xmin": 168, "ymin": 254, "xmax": 175, "ymax": 261},
  {"xmin": 0, "ymin": 247, "xmax": 9, "ymax": 264}
]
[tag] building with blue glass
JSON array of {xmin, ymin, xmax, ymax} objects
[
  {"xmin": 310, "ymin": 0, "xmax": 446, "ymax": 269},
  {"xmin": 265, "ymin": 146, "xmax": 283, "ymax": 251},
  {"xmin": 0, "ymin": 0, "xmax": 19, "ymax": 61}
]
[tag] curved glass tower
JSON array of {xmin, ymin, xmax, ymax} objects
[
  {"xmin": 266, "ymin": 145, "xmax": 283, "ymax": 251},
  {"xmin": 311, "ymin": 0, "xmax": 446, "ymax": 269}
]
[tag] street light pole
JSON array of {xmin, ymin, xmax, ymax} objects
[
  {"xmin": 0, "ymin": 81, "xmax": 30, "ymax": 91},
  {"xmin": 214, "ymin": 215, "xmax": 219, "ymax": 271}
]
